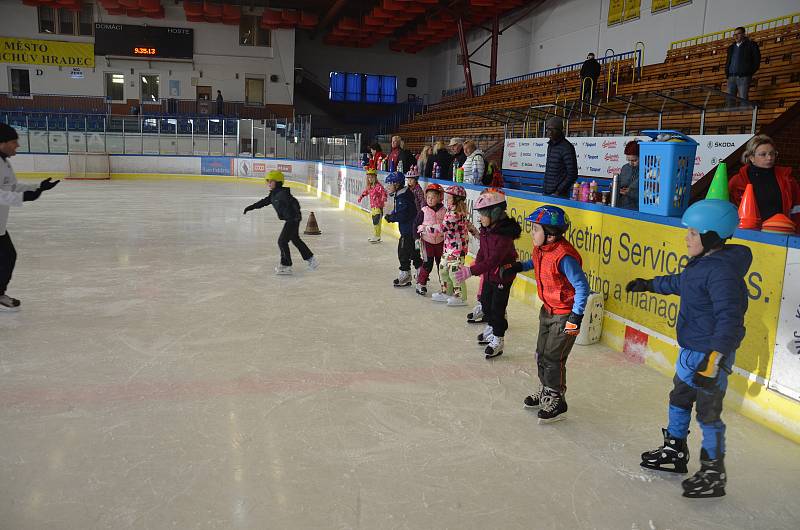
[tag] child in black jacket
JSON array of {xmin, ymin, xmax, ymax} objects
[{"xmin": 243, "ymin": 170, "xmax": 318, "ymax": 275}]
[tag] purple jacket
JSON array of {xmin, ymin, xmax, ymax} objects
[{"xmin": 468, "ymin": 216, "xmax": 522, "ymax": 285}]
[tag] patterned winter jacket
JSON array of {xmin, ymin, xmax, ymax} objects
[
  {"xmin": 358, "ymin": 182, "xmax": 388, "ymax": 209},
  {"xmin": 417, "ymin": 203, "xmax": 446, "ymax": 244},
  {"xmin": 442, "ymin": 209, "xmax": 471, "ymax": 259}
]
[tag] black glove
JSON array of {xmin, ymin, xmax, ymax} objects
[
  {"xmin": 38, "ymin": 178, "xmax": 60, "ymax": 191},
  {"xmin": 23, "ymin": 189, "xmax": 42, "ymax": 202},
  {"xmin": 243, "ymin": 205, "xmax": 254, "ymax": 215},
  {"xmin": 499, "ymin": 261, "xmax": 523, "ymax": 280},
  {"xmin": 625, "ymin": 278, "xmax": 652, "ymax": 292},
  {"xmin": 564, "ymin": 312, "xmax": 583, "ymax": 336},
  {"xmin": 694, "ymin": 351, "xmax": 723, "ymax": 389}
]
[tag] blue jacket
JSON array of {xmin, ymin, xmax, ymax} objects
[
  {"xmin": 385, "ymin": 186, "xmax": 417, "ymax": 235},
  {"xmin": 651, "ymin": 244, "xmax": 752, "ymax": 357}
]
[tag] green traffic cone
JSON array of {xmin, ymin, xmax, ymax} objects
[{"xmin": 706, "ymin": 163, "xmax": 729, "ymax": 201}]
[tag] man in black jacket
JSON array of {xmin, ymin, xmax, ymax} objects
[
  {"xmin": 725, "ymin": 27, "xmax": 760, "ymax": 106},
  {"xmin": 542, "ymin": 117, "xmax": 578, "ymax": 197},
  {"xmin": 243, "ymin": 170, "xmax": 318, "ymax": 275},
  {"xmin": 579, "ymin": 53, "xmax": 601, "ymax": 104}
]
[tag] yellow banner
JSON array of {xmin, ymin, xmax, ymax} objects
[
  {"xmin": 0, "ymin": 36, "xmax": 94, "ymax": 67},
  {"xmin": 652, "ymin": 0, "xmax": 670, "ymax": 13},
  {"xmin": 504, "ymin": 195, "xmax": 786, "ymax": 378},
  {"xmin": 608, "ymin": 0, "xmax": 624, "ymax": 26},
  {"xmin": 671, "ymin": 0, "xmax": 692, "ymax": 6},
  {"xmin": 624, "ymin": 0, "xmax": 641, "ymax": 21}
]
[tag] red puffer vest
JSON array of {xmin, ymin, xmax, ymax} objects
[{"xmin": 533, "ymin": 238, "xmax": 583, "ymax": 315}]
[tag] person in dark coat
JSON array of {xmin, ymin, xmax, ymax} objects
[
  {"xmin": 243, "ymin": 170, "xmax": 318, "ymax": 275},
  {"xmin": 626, "ymin": 199, "xmax": 751, "ymax": 499},
  {"xmin": 384, "ymin": 171, "xmax": 420, "ymax": 287},
  {"xmin": 616, "ymin": 140, "xmax": 640, "ymax": 210},
  {"xmin": 431, "ymin": 140, "xmax": 454, "ymax": 180},
  {"xmin": 216, "ymin": 90, "xmax": 224, "ymax": 116},
  {"xmin": 724, "ymin": 27, "xmax": 760, "ymax": 106},
  {"xmin": 579, "ymin": 52, "xmax": 601, "ymax": 104},
  {"xmin": 542, "ymin": 117, "xmax": 578, "ymax": 197},
  {"xmin": 449, "ymin": 137, "xmax": 467, "ymax": 168}
]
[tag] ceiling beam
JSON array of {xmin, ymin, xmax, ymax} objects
[{"xmin": 313, "ymin": 0, "xmax": 350, "ymax": 37}]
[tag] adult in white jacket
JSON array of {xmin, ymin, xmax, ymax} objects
[
  {"xmin": 462, "ymin": 140, "xmax": 486, "ymax": 185},
  {"xmin": 0, "ymin": 123, "xmax": 60, "ymax": 310}
]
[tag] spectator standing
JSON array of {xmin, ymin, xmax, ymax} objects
[
  {"xmin": 542, "ymin": 117, "xmax": 578, "ymax": 197},
  {"xmin": 369, "ymin": 142, "xmax": 385, "ymax": 169},
  {"xmin": 462, "ymin": 140, "xmax": 487, "ymax": 185},
  {"xmin": 616, "ymin": 141, "xmax": 640, "ymax": 210},
  {"xmin": 449, "ymin": 137, "xmax": 467, "ymax": 168},
  {"xmin": 418, "ymin": 145, "xmax": 433, "ymax": 179},
  {"xmin": 387, "ymin": 135, "xmax": 416, "ymax": 172},
  {"xmin": 725, "ymin": 27, "xmax": 760, "ymax": 106},
  {"xmin": 216, "ymin": 90, "xmax": 224, "ymax": 116},
  {"xmin": 579, "ymin": 52, "xmax": 601, "ymax": 104},
  {"xmin": 431, "ymin": 141, "xmax": 454, "ymax": 181}
]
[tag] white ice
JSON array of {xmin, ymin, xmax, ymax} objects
[{"xmin": 1, "ymin": 180, "xmax": 798, "ymax": 529}]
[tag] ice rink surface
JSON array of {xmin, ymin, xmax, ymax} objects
[{"xmin": 1, "ymin": 180, "xmax": 799, "ymax": 530}]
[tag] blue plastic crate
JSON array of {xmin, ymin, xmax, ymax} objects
[{"xmin": 638, "ymin": 130, "xmax": 698, "ymax": 217}]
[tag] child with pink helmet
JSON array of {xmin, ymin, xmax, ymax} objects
[{"xmin": 433, "ymin": 184, "xmax": 478, "ymax": 306}]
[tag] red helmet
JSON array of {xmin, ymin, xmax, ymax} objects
[
  {"xmin": 425, "ymin": 183, "xmax": 444, "ymax": 193},
  {"xmin": 444, "ymin": 185, "xmax": 466, "ymax": 198},
  {"xmin": 474, "ymin": 188, "xmax": 506, "ymax": 210}
]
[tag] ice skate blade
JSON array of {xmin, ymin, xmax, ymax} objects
[
  {"xmin": 0, "ymin": 305, "xmax": 21, "ymax": 312},
  {"xmin": 639, "ymin": 461, "xmax": 688, "ymax": 474},
  {"xmin": 467, "ymin": 317, "xmax": 487, "ymax": 324},
  {"xmin": 394, "ymin": 282, "xmax": 412, "ymax": 288},
  {"xmin": 538, "ymin": 413, "xmax": 567, "ymax": 424},
  {"xmin": 484, "ymin": 349, "xmax": 503, "ymax": 359},
  {"xmin": 523, "ymin": 402, "xmax": 542, "ymax": 410}
]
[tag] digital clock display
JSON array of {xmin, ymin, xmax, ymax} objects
[{"xmin": 95, "ymin": 23, "xmax": 193, "ymax": 60}]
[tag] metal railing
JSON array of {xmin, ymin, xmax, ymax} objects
[{"xmin": 669, "ymin": 12, "xmax": 800, "ymax": 49}]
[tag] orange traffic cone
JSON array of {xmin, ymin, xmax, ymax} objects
[
  {"xmin": 304, "ymin": 211, "xmax": 322, "ymax": 235},
  {"xmin": 737, "ymin": 184, "xmax": 761, "ymax": 230},
  {"xmin": 761, "ymin": 213, "xmax": 796, "ymax": 234}
]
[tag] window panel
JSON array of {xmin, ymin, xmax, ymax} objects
[
  {"xmin": 105, "ymin": 73, "xmax": 124, "ymax": 101},
  {"xmin": 140, "ymin": 74, "xmax": 160, "ymax": 102},
  {"xmin": 38, "ymin": 6, "xmax": 55, "ymax": 34},
  {"xmin": 345, "ymin": 73, "xmax": 361, "ymax": 102},
  {"xmin": 329, "ymin": 72, "xmax": 345, "ymax": 101},
  {"xmin": 79, "ymin": 5, "xmax": 93, "ymax": 36},
  {"xmin": 58, "ymin": 8, "xmax": 75, "ymax": 35},
  {"xmin": 11, "ymin": 69, "xmax": 31, "ymax": 97}
]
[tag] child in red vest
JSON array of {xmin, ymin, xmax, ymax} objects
[{"xmin": 502, "ymin": 205, "xmax": 589, "ymax": 423}]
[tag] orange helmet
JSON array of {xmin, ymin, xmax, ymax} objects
[{"xmin": 425, "ymin": 183, "xmax": 444, "ymax": 193}]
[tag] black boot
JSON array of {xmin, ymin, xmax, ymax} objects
[
  {"xmin": 640, "ymin": 428, "xmax": 689, "ymax": 473},
  {"xmin": 682, "ymin": 449, "xmax": 726, "ymax": 498},
  {"xmin": 537, "ymin": 388, "xmax": 567, "ymax": 423}
]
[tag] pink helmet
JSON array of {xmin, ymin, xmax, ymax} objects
[
  {"xmin": 474, "ymin": 188, "xmax": 506, "ymax": 210},
  {"xmin": 404, "ymin": 165, "xmax": 420, "ymax": 179},
  {"xmin": 444, "ymin": 185, "xmax": 466, "ymax": 198}
]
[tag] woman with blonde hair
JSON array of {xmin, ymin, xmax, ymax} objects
[
  {"xmin": 729, "ymin": 134, "xmax": 800, "ymax": 232},
  {"xmin": 417, "ymin": 145, "xmax": 433, "ymax": 179}
]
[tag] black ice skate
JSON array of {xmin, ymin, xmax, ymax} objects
[
  {"xmin": 394, "ymin": 271, "xmax": 412, "ymax": 287},
  {"xmin": 523, "ymin": 386, "xmax": 545, "ymax": 409},
  {"xmin": 682, "ymin": 449, "xmax": 726, "ymax": 498},
  {"xmin": 640, "ymin": 428, "xmax": 690, "ymax": 474},
  {"xmin": 0, "ymin": 294, "xmax": 21, "ymax": 311},
  {"xmin": 415, "ymin": 282, "xmax": 427, "ymax": 296},
  {"xmin": 537, "ymin": 388, "xmax": 567, "ymax": 423}
]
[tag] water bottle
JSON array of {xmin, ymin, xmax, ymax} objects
[
  {"xmin": 580, "ymin": 181, "xmax": 590, "ymax": 202},
  {"xmin": 452, "ymin": 160, "xmax": 458, "ymax": 181},
  {"xmin": 590, "ymin": 180, "xmax": 598, "ymax": 202},
  {"xmin": 571, "ymin": 182, "xmax": 580, "ymax": 201},
  {"xmin": 456, "ymin": 167, "xmax": 464, "ymax": 183},
  {"xmin": 472, "ymin": 160, "xmax": 479, "ymax": 184},
  {"xmin": 390, "ymin": 160, "xmax": 396, "ymax": 172},
  {"xmin": 398, "ymin": 159, "xmax": 404, "ymax": 173},
  {"xmin": 433, "ymin": 162, "xmax": 440, "ymax": 180}
]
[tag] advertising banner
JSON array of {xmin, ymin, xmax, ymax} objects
[
  {"xmin": 0, "ymin": 36, "xmax": 94, "ymax": 67},
  {"xmin": 770, "ymin": 245, "xmax": 800, "ymax": 401},
  {"xmin": 200, "ymin": 156, "xmax": 233, "ymax": 176},
  {"xmin": 503, "ymin": 134, "xmax": 752, "ymax": 183}
]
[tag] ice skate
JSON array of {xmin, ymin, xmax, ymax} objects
[
  {"xmin": 446, "ymin": 295, "xmax": 466, "ymax": 307},
  {"xmin": 415, "ymin": 282, "xmax": 427, "ymax": 296},
  {"xmin": 368, "ymin": 236, "xmax": 381, "ymax": 243},
  {"xmin": 275, "ymin": 265, "xmax": 293, "ymax": 275},
  {"xmin": 0, "ymin": 294, "xmax": 21, "ymax": 311},
  {"xmin": 394, "ymin": 271, "xmax": 412, "ymax": 287},
  {"xmin": 306, "ymin": 256, "xmax": 319, "ymax": 270},
  {"xmin": 431, "ymin": 292, "xmax": 448, "ymax": 302},
  {"xmin": 682, "ymin": 450, "xmax": 726, "ymax": 498},
  {"xmin": 484, "ymin": 336, "xmax": 504, "ymax": 358},
  {"xmin": 537, "ymin": 388, "xmax": 567, "ymax": 423},
  {"xmin": 467, "ymin": 302, "xmax": 485, "ymax": 323},
  {"xmin": 523, "ymin": 386, "xmax": 545, "ymax": 409},
  {"xmin": 640, "ymin": 428, "xmax": 690, "ymax": 474},
  {"xmin": 477, "ymin": 325, "xmax": 493, "ymax": 344}
]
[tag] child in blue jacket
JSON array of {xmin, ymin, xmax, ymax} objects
[
  {"xmin": 626, "ymin": 199, "xmax": 751, "ymax": 498},
  {"xmin": 384, "ymin": 171, "xmax": 420, "ymax": 287}
]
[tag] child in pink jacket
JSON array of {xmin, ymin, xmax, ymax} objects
[
  {"xmin": 358, "ymin": 167, "xmax": 388, "ymax": 243},
  {"xmin": 415, "ymin": 183, "xmax": 446, "ymax": 296}
]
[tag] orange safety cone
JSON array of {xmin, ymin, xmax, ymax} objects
[
  {"xmin": 304, "ymin": 211, "xmax": 322, "ymax": 235},
  {"xmin": 737, "ymin": 183, "xmax": 761, "ymax": 230},
  {"xmin": 761, "ymin": 213, "xmax": 796, "ymax": 234},
  {"xmin": 705, "ymin": 163, "xmax": 729, "ymax": 201}
]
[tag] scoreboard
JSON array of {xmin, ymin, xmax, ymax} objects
[{"xmin": 94, "ymin": 23, "xmax": 194, "ymax": 60}]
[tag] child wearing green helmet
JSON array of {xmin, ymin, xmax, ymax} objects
[
  {"xmin": 625, "ymin": 199, "xmax": 751, "ymax": 498},
  {"xmin": 242, "ymin": 170, "xmax": 318, "ymax": 275},
  {"xmin": 501, "ymin": 205, "xmax": 589, "ymax": 424}
]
